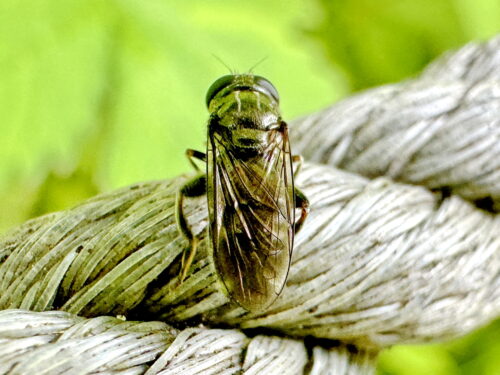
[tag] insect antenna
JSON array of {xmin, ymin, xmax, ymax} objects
[
  {"xmin": 247, "ymin": 56, "xmax": 268, "ymax": 73},
  {"xmin": 211, "ymin": 54, "xmax": 236, "ymax": 74}
]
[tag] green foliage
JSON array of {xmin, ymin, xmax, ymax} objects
[
  {"xmin": 0, "ymin": 0, "xmax": 342, "ymax": 231},
  {"xmin": 378, "ymin": 345, "xmax": 460, "ymax": 375},
  {"xmin": 311, "ymin": 0, "xmax": 500, "ymax": 90},
  {"xmin": 378, "ymin": 320, "xmax": 500, "ymax": 375},
  {"xmin": 0, "ymin": 0, "xmax": 498, "ymax": 373}
]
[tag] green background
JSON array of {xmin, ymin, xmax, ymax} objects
[{"xmin": 0, "ymin": 0, "xmax": 499, "ymax": 373}]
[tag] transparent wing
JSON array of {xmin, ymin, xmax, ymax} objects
[{"xmin": 207, "ymin": 123, "xmax": 295, "ymax": 311}]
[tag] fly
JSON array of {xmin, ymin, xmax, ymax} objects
[{"xmin": 176, "ymin": 74, "xmax": 309, "ymax": 312}]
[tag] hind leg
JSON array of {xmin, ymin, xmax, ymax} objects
[{"xmin": 176, "ymin": 174, "xmax": 207, "ymax": 281}]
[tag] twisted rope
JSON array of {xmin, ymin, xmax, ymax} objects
[
  {"xmin": 292, "ymin": 36, "xmax": 500, "ymax": 210},
  {"xmin": 1, "ymin": 35, "xmax": 499, "ymax": 374},
  {"xmin": 0, "ymin": 310, "xmax": 375, "ymax": 374}
]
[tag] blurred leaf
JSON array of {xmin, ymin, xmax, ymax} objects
[
  {"xmin": 444, "ymin": 319, "xmax": 500, "ymax": 375},
  {"xmin": 454, "ymin": 0, "xmax": 500, "ymax": 39},
  {"xmin": 0, "ymin": 0, "xmax": 112, "ymax": 230},
  {"xmin": 310, "ymin": 0, "xmax": 498, "ymax": 91},
  {"xmin": 0, "ymin": 0, "xmax": 344, "ymax": 231},
  {"xmin": 378, "ymin": 345, "xmax": 459, "ymax": 375},
  {"xmin": 99, "ymin": 0, "xmax": 343, "ymax": 189},
  {"xmin": 377, "ymin": 319, "xmax": 500, "ymax": 375},
  {"xmin": 30, "ymin": 169, "xmax": 99, "ymax": 218}
]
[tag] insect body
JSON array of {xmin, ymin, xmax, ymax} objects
[{"xmin": 176, "ymin": 74, "xmax": 309, "ymax": 311}]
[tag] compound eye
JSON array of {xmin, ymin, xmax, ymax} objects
[
  {"xmin": 254, "ymin": 76, "xmax": 280, "ymax": 103},
  {"xmin": 206, "ymin": 75, "xmax": 236, "ymax": 108}
]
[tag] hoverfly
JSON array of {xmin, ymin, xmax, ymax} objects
[{"xmin": 176, "ymin": 74, "xmax": 309, "ymax": 312}]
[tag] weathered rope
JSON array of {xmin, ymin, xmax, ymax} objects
[
  {"xmin": 0, "ymin": 310, "xmax": 376, "ymax": 374},
  {"xmin": 1, "ymin": 35, "xmax": 499, "ymax": 374},
  {"xmin": 291, "ymin": 36, "xmax": 500, "ymax": 211}
]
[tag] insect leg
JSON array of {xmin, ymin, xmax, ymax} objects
[
  {"xmin": 186, "ymin": 149, "xmax": 207, "ymax": 172},
  {"xmin": 291, "ymin": 155, "xmax": 303, "ymax": 178},
  {"xmin": 176, "ymin": 174, "xmax": 207, "ymax": 281},
  {"xmin": 293, "ymin": 187, "xmax": 309, "ymax": 234}
]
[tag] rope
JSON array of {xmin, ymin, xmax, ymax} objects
[
  {"xmin": 1, "ymin": 35, "xmax": 499, "ymax": 374},
  {"xmin": 291, "ymin": 36, "xmax": 500, "ymax": 211},
  {"xmin": 0, "ymin": 310, "xmax": 375, "ymax": 374}
]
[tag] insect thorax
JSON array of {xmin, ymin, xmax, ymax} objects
[{"xmin": 209, "ymin": 90, "xmax": 282, "ymax": 157}]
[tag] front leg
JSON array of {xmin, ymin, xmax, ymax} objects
[
  {"xmin": 293, "ymin": 187, "xmax": 309, "ymax": 234},
  {"xmin": 176, "ymin": 174, "xmax": 207, "ymax": 281},
  {"xmin": 278, "ymin": 121, "xmax": 303, "ymax": 178},
  {"xmin": 186, "ymin": 149, "xmax": 206, "ymax": 172}
]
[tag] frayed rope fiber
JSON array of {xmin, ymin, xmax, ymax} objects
[{"xmin": 0, "ymin": 36, "xmax": 499, "ymax": 374}]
